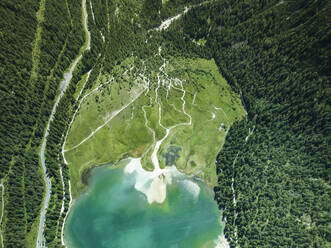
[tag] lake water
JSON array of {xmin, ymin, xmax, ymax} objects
[{"xmin": 64, "ymin": 159, "xmax": 223, "ymax": 248}]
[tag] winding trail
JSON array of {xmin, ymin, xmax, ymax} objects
[
  {"xmin": 124, "ymin": 48, "xmax": 195, "ymax": 204},
  {"xmin": 58, "ymin": 70, "xmax": 93, "ymax": 240},
  {"xmin": 61, "ymin": 64, "xmax": 151, "ymax": 241},
  {"xmin": 245, "ymin": 127, "xmax": 255, "ymax": 142},
  {"xmin": 213, "ymin": 105, "xmax": 230, "ymax": 123},
  {"xmin": 60, "ymin": 43, "xmax": 230, "ymax": 245},
  {"xmin": 82, "ymin": 0, "xmax": 91, "ymax": 51},
  {"xmin": 63, "ymin": 65, "xmax": 148, "ymax": 154},
  {"xmin": 64, "ymin": 87, "xmax": 147, "ymax": 152},
  {"xmin": 89, "ymin": 0, "xmax": 95, "ymax": 23},
  {"xmin": 225, "ymin": 127, "xmax": 253, "ymax": 248},
  {"xmin": 151, "ymin": 81, "xmax": 192, "ymax": 173},
  {"xmin": 61, "ymin": 180, "xmax": 72, "ymax": 246},
  {"xmin": 231, "ymin": 153, "xmax": 239, "ymax": 247},
  {"xmin": 141, "ymin": 98, "xmax": 156, "ymax": 158},
  {"xmin": 62, "ymin": 70, "xmax": 92, "ymax": 163},
  {"xmin": 192, "ymin": 91, "xmax": 198, "ymax": 105},
  {"xmin": 36, "ymin": 0, "xmax": 91, "ymax": 247}
]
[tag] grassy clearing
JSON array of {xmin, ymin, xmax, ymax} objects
[
  {"xmin": 29, "ymin": 0, "xmax": 46, "ymax": 84},
  {"xmin": 24, "ymin": 216, "xmax": 40, "ymax": 248},
  {"xmin": 157, "ymin": 58, "xmax": 246, "ymax": 187},
  {"xmin": 73, "ymin": 72, "xmax": 88, "ymax": 100},
  {"xmin": 0, "ymin": 183, "xmax": 3, "ymax": 248},
  {"xmin": 65, "ymin": 56, "xmax": 245, "ymax": 196},
  {"xmin": 66, "ymin": 93, "xmax": 153, "ymax": 197},
  {"xmin": 65, "ymin": 58, "xmax": 141, "ymax": 150}
]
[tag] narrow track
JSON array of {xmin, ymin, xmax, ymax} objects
[{"xmin": 36, "ymin": 0, "xmax": 91, "ymax": 247}]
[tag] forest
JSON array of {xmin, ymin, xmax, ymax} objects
[
  {"xmin": 0, "ymin": 0, "xmax": 85, "ymax": 246},
  {"xmin": 167, "ymin": 0, "xmax": 330, "ymax": 247},
  {"xmin": 0, "ymin": 0, "xmax": 330, "ymax": 247}
]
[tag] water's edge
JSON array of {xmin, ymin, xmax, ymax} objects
[{"xmin": 65, "ymin": 159, "xmax": 226, "ymax": 248}]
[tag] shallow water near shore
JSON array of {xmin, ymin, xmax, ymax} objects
[{"xmin": 64, "ymin": 159, "xmax": 223, "ymax": 248}]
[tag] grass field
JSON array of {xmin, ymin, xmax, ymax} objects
[{"xmin": 64, "ymin": 55, "xmax": 246, "ymax": 197}]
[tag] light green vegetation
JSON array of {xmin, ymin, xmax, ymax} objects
[
  {"xmin": 73, "ymin": 73, "xmax": 89, "ymax": 100},
  {"xmin": 65, "ymin": 162, "xmax": 223, "ymax": 248},
  {"xmin": 0, "ymin": 183, "xmax": 3, "ymax": 248},
  {"xmin": 65, "ymin": 54, "xmax": 245, "ymax": 197},
  {"xmin": 30, "ymin": 0, "xmax": 46, "ymax": 84},
  {"xmin": 193, "ymin": 38, "xmax": 207, "ymax": 46},
  {"xmin": 158, "ymin": 58, "xmax": 245, "ymax": 187},
  {"xmin": 24, "ymin": 216, "xmax": 40, "ymax": 248}
]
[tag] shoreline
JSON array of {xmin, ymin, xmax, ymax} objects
[{"xmin": 63, "ymin": 157, "xmax": 229, "ymax": 248}]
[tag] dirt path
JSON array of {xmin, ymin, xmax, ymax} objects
[
  {"xmin": 0, "ymin": 183, "xmax": 4, "ymax": 248},
  {"xmin": 36, "ymin": 0, "xmax": 91, "ymax": 247},
  {"xmin": 152, "ymin": 0, "xmax": 214, "ymax": 31}
]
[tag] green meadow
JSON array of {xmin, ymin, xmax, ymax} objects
[{"xmin": 64, "ymin": 55, "xmax": 245, "ymax": 197}]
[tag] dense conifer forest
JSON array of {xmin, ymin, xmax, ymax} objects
[
  {"xmin": 0, "ymin": 0, "xmax": 85, "ymax": 246},
  {"xmin": 170, "ymin": 0, "xmax": 330, "ymax": 246},
  {"xmin": 0, "ymin": 0, "xmax": 329, "ymax": 247}
]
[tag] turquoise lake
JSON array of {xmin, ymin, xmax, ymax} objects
[{"xmin": 64, "ymin": 159, "xmax": 223, "ymax": 248}]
